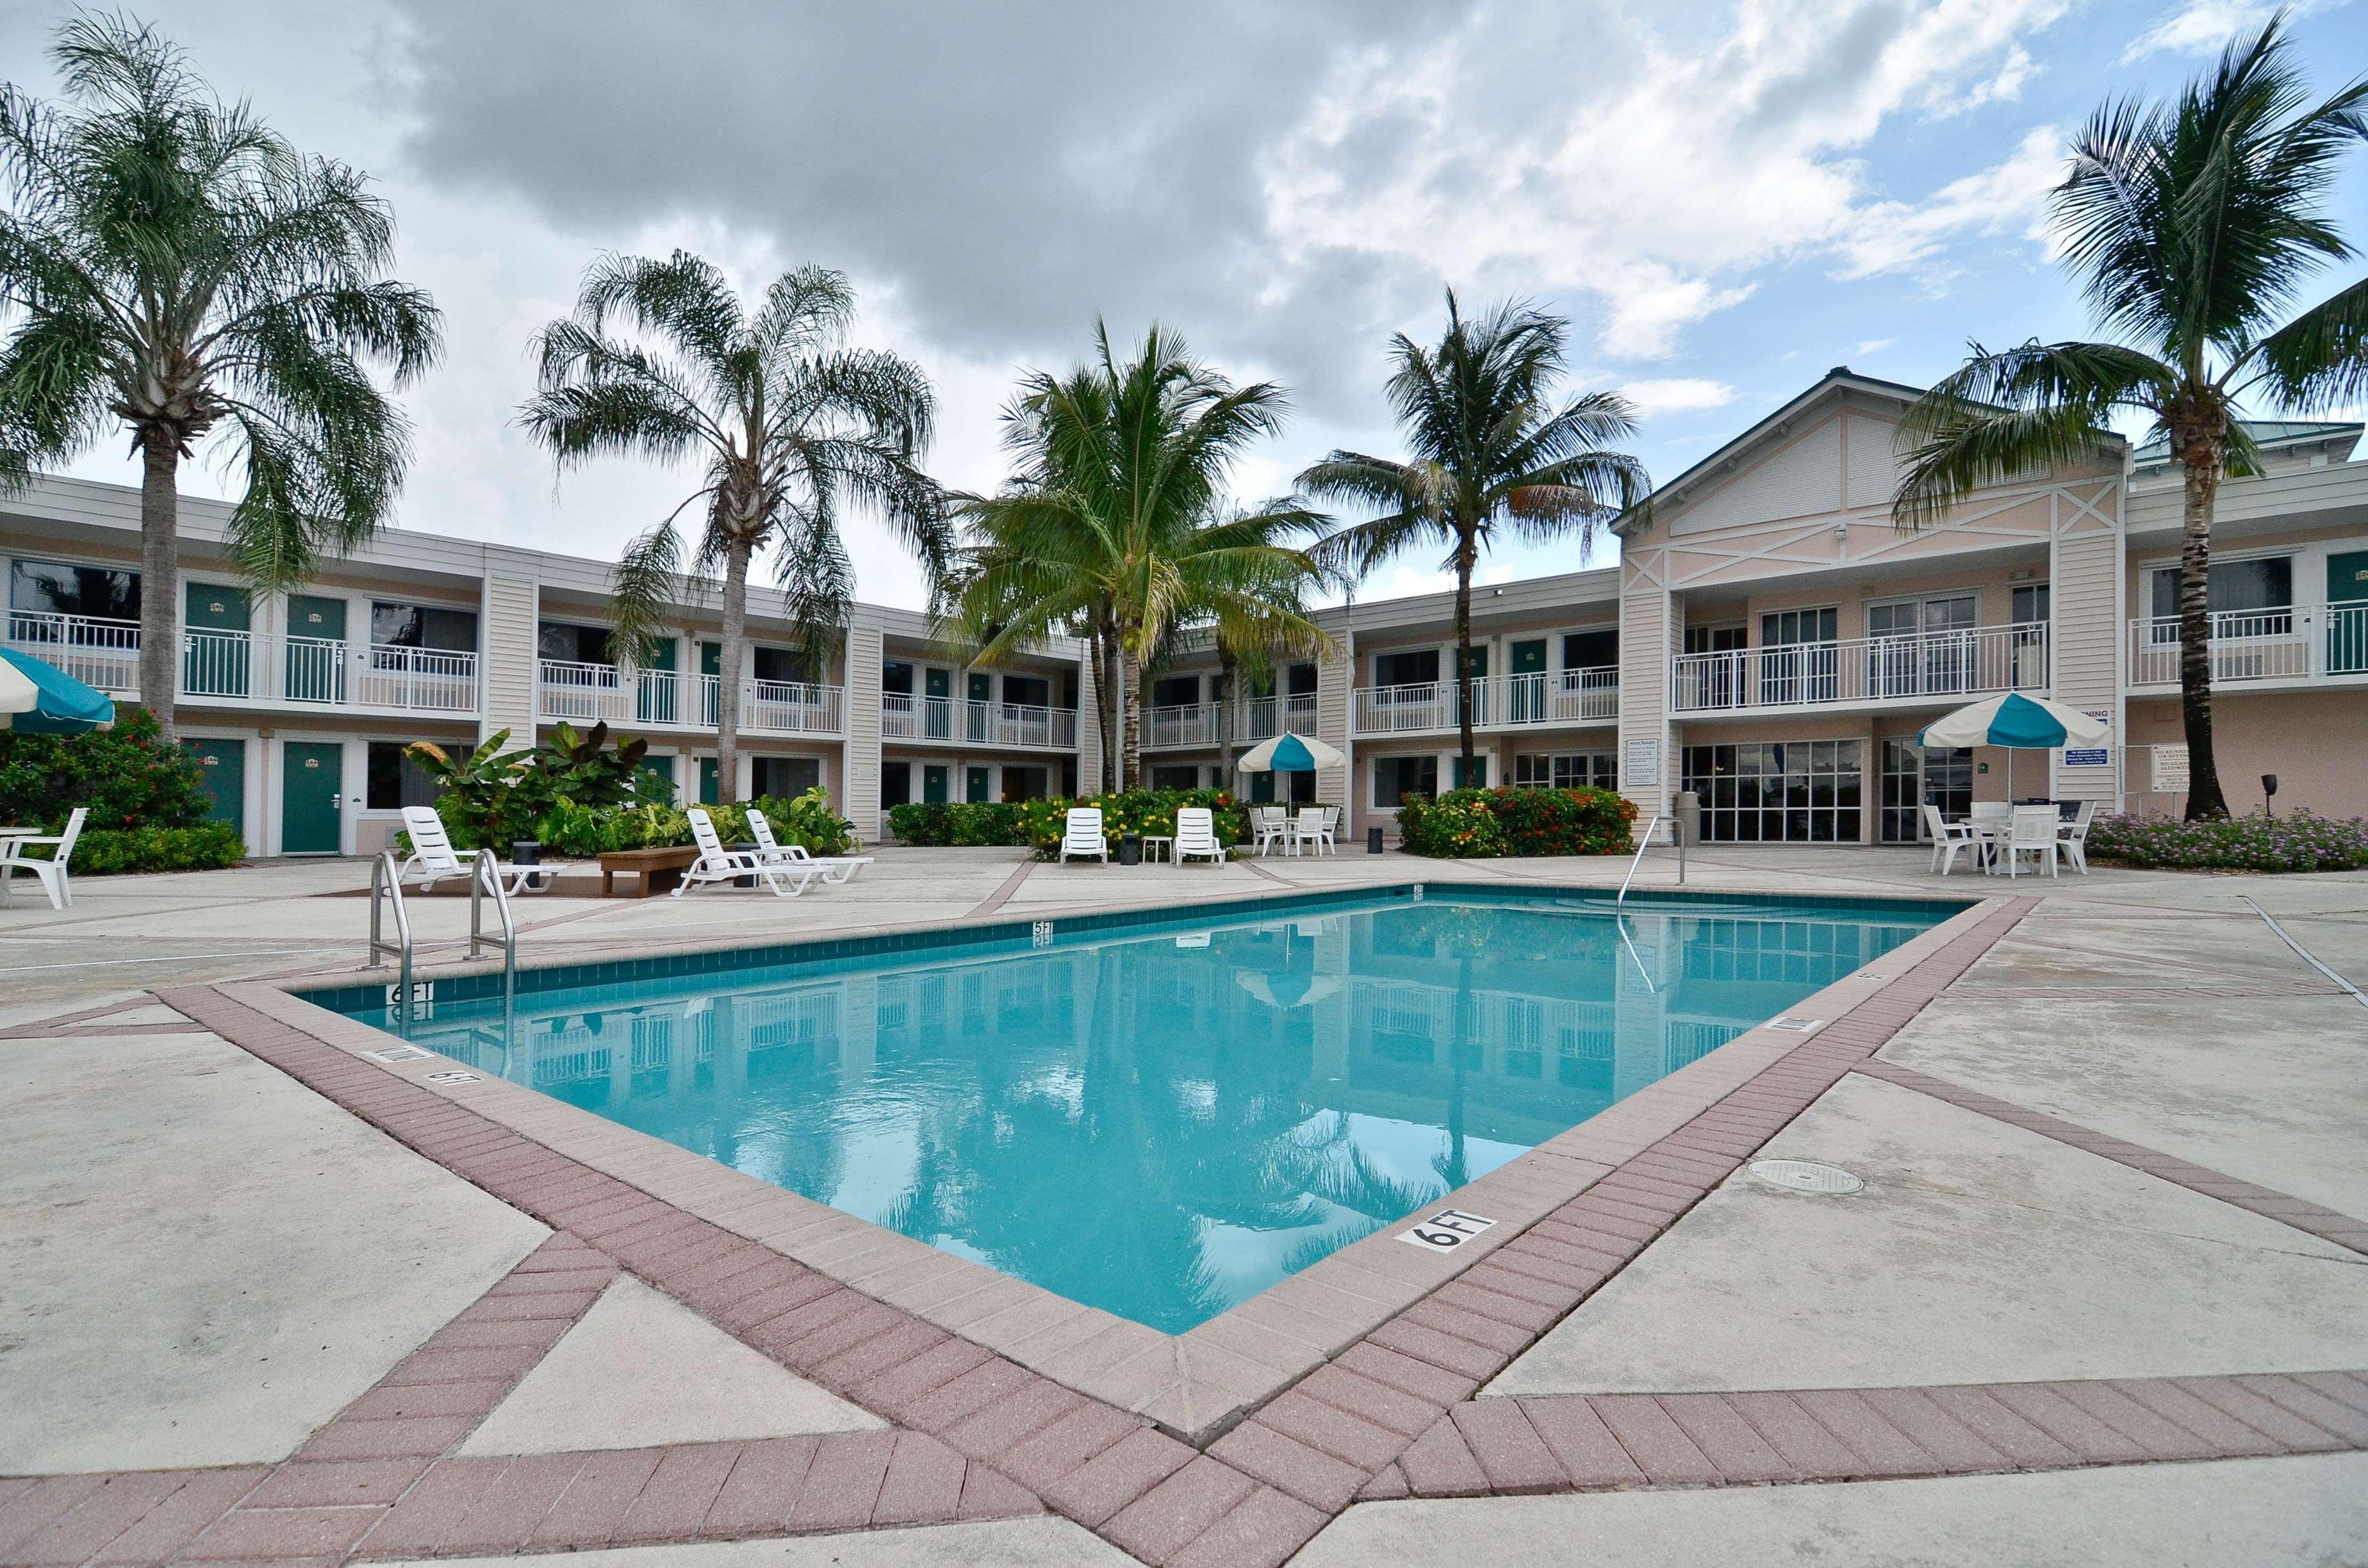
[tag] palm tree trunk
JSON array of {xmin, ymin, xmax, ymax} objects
[
  {"xmin": 136, "ymin": 425, "xmax": 181, "ymax": 742},
  {"xmin": 1452, "ymin": 532, "xmax": 1477, "ymax": 785},
  {"xmin": 1121, "ymin": 642, "xmax": 1144, "ymax": 791},
  {"xmin": 716, "ymin": 537, "xmax": 752, "ymax": 808},
  {"xmin": 1098, "ymin": 625, "xmax": 1122, "ymax": 794},
  {"xmin": 2176, "ymin": 458, "xmax": 2229, "ymax": 821}
]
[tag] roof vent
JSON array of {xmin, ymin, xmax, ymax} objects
[{"xmin": 1829, "ymin": 364, "xmax": 1852, "ymax": 378}]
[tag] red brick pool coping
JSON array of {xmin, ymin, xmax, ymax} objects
[{"xmin": 0, "ymin": 888, "xmax": 2360, "ymax": 1564}]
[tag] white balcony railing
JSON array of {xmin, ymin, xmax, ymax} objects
[
  {"xmin": 2127, "ymin": 605, "xmax": 2368, "ymax": 685},
  {"xmin": 879, "ymin": 693, "xmax": 1079, "ymax": 750},
  {"xmin": 4, "ymin": 610, "xmax": 479, "ymax": 714},
  {"xmin": 1148, "ymin": 702, "xmax": 1219, "ymax": 748},
  {"xmin": 1243, "ymin": 692, "xmax": 1320, "ymax": 741},
  {"xmin": 1668, "ymin": 626, "xmax": 2047, "ymax": 714},
  {"xmin": 1351, "ymin": 667, "xmax": 1619, "ymax": 737},
  {"xmin": 537, "ymin": 660, "xmax": 845, "ymax": 734}
]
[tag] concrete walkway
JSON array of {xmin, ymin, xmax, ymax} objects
[{"xmin": 1, "ymin": 845, "xmax": 2362, "ymax": 1565}]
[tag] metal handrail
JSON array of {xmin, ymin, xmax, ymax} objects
[
  {"xmin": 1616, "ymin": 814, "xmax": 1684, "ymax": 910},
  {"xmin": 366, "ymin": 851, "xmax": 415, "ymax": 1027},
  {"xmin": 468, "ymin": 850, "xmax": 518, "ymax": 988}
]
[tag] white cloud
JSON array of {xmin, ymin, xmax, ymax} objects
[
  {"xmin": 2120, "ymin": 0, "xmax": 2282, "ymax": 60},
  {"xmin": 1618, "ymin": 378, "xmax": 1739, "ymax": 417},
  {"xmin": 1263, "ymin": 0, "xmax": 2076, "ymax": 363},
  {"xmin": 1854, "ymin": 338, "xmax": 1896, "ymax": 356},
  {"xmin": 1831, "ymin": 126, "xmax": 2065, "ymax": 280}
]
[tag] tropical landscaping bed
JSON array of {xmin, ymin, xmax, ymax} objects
[
  {"xmin": 2086, "ymin": 810, "xmax": 2368, "ymax": 872},
  {"xmin": 0, "ymin": 710, "xmax": 243, "ymax": 874},
  {"xmin": 887, "ymin": 788, "xmax": 1261, "ymax": 859}
]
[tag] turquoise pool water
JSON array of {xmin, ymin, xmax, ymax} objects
[{"xmin": 319, "ymin": 888, "xmax": 1951, "ymax": 1332}]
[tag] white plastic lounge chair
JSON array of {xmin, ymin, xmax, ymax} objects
[
  {"xmin": 1999, "ymin": 804, "xmax": 2061, "ymax": 879},
  {"xmin": 674, "ymin": 807, "xmax": 823, "ymax": 898},
  {"xmin": 2057, "ymin": 799, "xmax": 2097, "ymax": 876},
  {"xmin": 744, "ymin": 812, "xmax": 874, "ymax": 885},
  {"xmin": 1251, "ymin": 806, "xmax": 1290, "ymax": 857},
  {"xmin": 1060, "ymin": 807, "xmax": 1108, "ymax": 864},
  {"xmin": 0, "ymin": 806, "xmax": 86, "ymax": 910},
  {"xmin": 1922, "ymin": 804, "xmax": 1980, "ymax": 877},
  {"xmin": 1292, "ymin": 805, "xmax": 1337, "ymax": 858},
  {"xmin": 396, "ymin": 806, "xmax": 550, "ymax": 894},
  {"xmin": 1175, "ymin": 806, "xmax": 1226, "ymax": 867}
]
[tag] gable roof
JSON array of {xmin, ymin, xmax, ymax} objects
[
  {"xmin": 2133, "ymin": 420, "xmax": 2362, "ymax": 469},
  {"xmin": 1615, "ymin": 364, "xmax": 2129, "ymax": 535}
]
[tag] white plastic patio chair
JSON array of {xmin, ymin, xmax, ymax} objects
[
  {"xmin": 1175, "ymin": 806, "xmax": 1226, "ymax": 867},
  {"xmin": 744, "ymin": 812, "xmax": 873, "ymax": 885},
  {"xmin": 0, "ymin": 806, "xmax": 87, "ymax": 910},
  {"xmin": 1059, "ymin": 807, "xmax": 1109, "ymax": 864},
  {"xmin": 673, "ymin": 807, "xmax": 823, "ymax": 898},
  {"xmin": 1998, "ymin": 805, "xmax": 2061, "ymax": 879},
  {"xmin": 1292, "ymin": 805, "xmax": 1338, "ymax": 858},
  {"xmin": 1968, "ymin": 800, "xmax": 2011, "ymax": 871},
  {"xmin": 1251, "ymin": 806, "xmax": 1290, "ymax": 856},
  {"xmin": 1922, "ymin": 804, "xmax": 1980, "ymax": 877},
  {"xmin": 2057, "ymin": 799, "xmax": 2098, "ymax": 876},
  {"xmin": 395, "ymin": 806, "xmax": 551, "ymax": 894}
]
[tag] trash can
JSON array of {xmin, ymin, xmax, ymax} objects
[
  {"xmin": 1366, "ymin": 826, "xmax": 1385, "ymax": 854},
  {"xmin": 511, "ymin": 840, "xmax": 543, "ymax": 866},
  {"xmin": 1119, "ymin": 833, "xmax": 1142, "ymax": 867},
  {"xmin": 727, "ymin": 841, "xmax": 759, "ymax": 887}
]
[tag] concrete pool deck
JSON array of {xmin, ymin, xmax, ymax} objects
[{"xmin": 2, "ymin": 845, "xmax": 2364, "ymax": 1565}]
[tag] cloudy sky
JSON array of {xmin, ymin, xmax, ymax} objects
[{"xmin": 3, "ymin": 0, "xmax": 2363, "ymax": 609}]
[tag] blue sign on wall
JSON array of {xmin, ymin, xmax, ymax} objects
[{"xmin": 2062, "ymin": 747, "xmax": 2111, "ymax": 768}]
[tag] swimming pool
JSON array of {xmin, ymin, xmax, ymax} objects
[{"xmin": 314, "ymin": 886, "xmax": 1955, "ymax": 1333}]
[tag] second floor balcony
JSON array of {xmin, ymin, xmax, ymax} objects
[
  {"xmin": 880, "ymin": 692, "xmax": 1078, "ymax": 751},
  {"xmin": 1142, "ymin": 693, "xmax": 1320, "ymax": 751},
  {"xmin": 5, "ymin": 610, "xmax": 480, "ymax": 716},
  {"xmin": 536, "ymin": 659, "xmax": 844, "ymax": 736},
  {"xmin": 2128, "ymin": 603, "xmax": 2368, "ymax": 687},
  {"xmin": 1668, "ymin": 625, "xmax": 2046, "ymax": 715},
  {"xmin": 1351, "ymin": 668, "xmax": 1617, "ymax": 738}
]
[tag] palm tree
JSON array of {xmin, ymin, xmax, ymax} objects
[
  {"xmin": 0, "ymin": 14, "xmax": 441, "ymax": 742},
  {"xmin": 940, "ymin": 322, "xmax": 1331, "ymax": 790},
  {"xmin": 1893, "ymin": 19, "xmax": 2367, "ymax": 821},
  {"xmin": 522, "ymin": 252, "xmax": 945, "ymax": 806},
  {"xmin": 1301, "ymin": 291, "xmax": 1650, "ymax": 781}
]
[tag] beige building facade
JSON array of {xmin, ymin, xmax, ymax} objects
[{"xmin": 5, "ymin": 370, "xmax": 2364, "ymax": 856}]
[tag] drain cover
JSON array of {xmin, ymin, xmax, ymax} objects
[{"xmin": 1750, "ymin": 1159, "xmax": 1865, "ymax": 1195}]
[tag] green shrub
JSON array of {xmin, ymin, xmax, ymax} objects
[
  {"xmin": 1397, "ymin": 786, "xmax": 1636, "ymax": 858},
  {"xmin": 425, "ymin": 788, "xmax": 853, "ymax": 860},
  {"xmin": 409, "ymin": 721, "xmax": 670, "ymax": 849},
  {"xmin": 2087, "ymin": 810, "xmax": 2368, "ymax": 872},
  {"xmin": 885, "ymin": 800, "xmax": 1024, "ymax": 846},
  {"xmin": 66, "ymin": 822, "xmax": 245, "ymax": 875},
  {"xmin": 0, "ymin": 708, "xmax": 214, "ymax": 833},
  {"xmin": 1019, "ymin": 788, "xmax": 1253, "ymax": 860}
]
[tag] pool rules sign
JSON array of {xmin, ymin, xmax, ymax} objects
[{"xmin": 1400, "ymin": 1208, "xmax": 1499, "ymax": 1252}]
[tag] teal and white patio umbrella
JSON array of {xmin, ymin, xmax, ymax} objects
[
  {"xmin": 1234, "ymin": 731, "xmax": 1344, "ymax": 774},
  {"xmin": 1919, "ymin": 692, "xmax": 2106, "ymax": 798},
  {"xmin": 0, "ymin": 648, "xmax": 115, "ymax": 733}
]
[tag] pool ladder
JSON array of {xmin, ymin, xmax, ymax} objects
[
  {"xmin": 1615, "ymin": 814, "xmax": 1686, "ymax": 909},
  {"xmin": 368, "ymin": 850, "xmax": 517, "ymax": 1028}
]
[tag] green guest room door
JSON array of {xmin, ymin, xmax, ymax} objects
[
  {"xmin": 185, "ymin": 738, "xmax": 245, "ymax": 838},
  {"xmin": 280, "ymin": 742, "xmax": 342, "ymax": 854},
  {"xmin": 182, "ymin": 584, "xmax": 251, "ymax": 698},
  {"xmin": 2329, "ymin": 552, "xmax": 2368, "ymax": 675},
  {"xmin": 285, "ymin": 595, "xmax": 345, "ymax": 703}
]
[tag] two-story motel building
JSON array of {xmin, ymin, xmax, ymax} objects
[{"xmin": 4, "ymin": 369, "xmax": 2364, "ymax": 856}]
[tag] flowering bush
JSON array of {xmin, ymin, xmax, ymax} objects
[
  {"xmin": 0, "ymin": 708, "xmax": 214, "ymax": 833},
  {"xmin": 1396, "ymin": 786, "xmax": 1638, "ymax": 858},
  {"xmin": 2086, "ymin": 810, "xmax": 2368, "ymax": 872}
]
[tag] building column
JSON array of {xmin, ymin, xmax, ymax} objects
[
  {"xmin": 478, "ymin": 549, "xmax": 542, "ymax": 746},
  {"xmin": 1617, "ymin": 553, "xmax": 1673, "ymax": 821},
  {"xmin": 1076, "ymin": 645, "xmax": 1103, "ymax": 798},
  {"xmin": 2050, "ymin": 477, "xmax": 2126, "ymax": 810},
  {"xmin": 845, "ymin": 625, "xmax": 884, "ymax": 840},
  {"xmin": 1318, "ymin": 627, "xmax": 1354, "ymax": 827}
]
